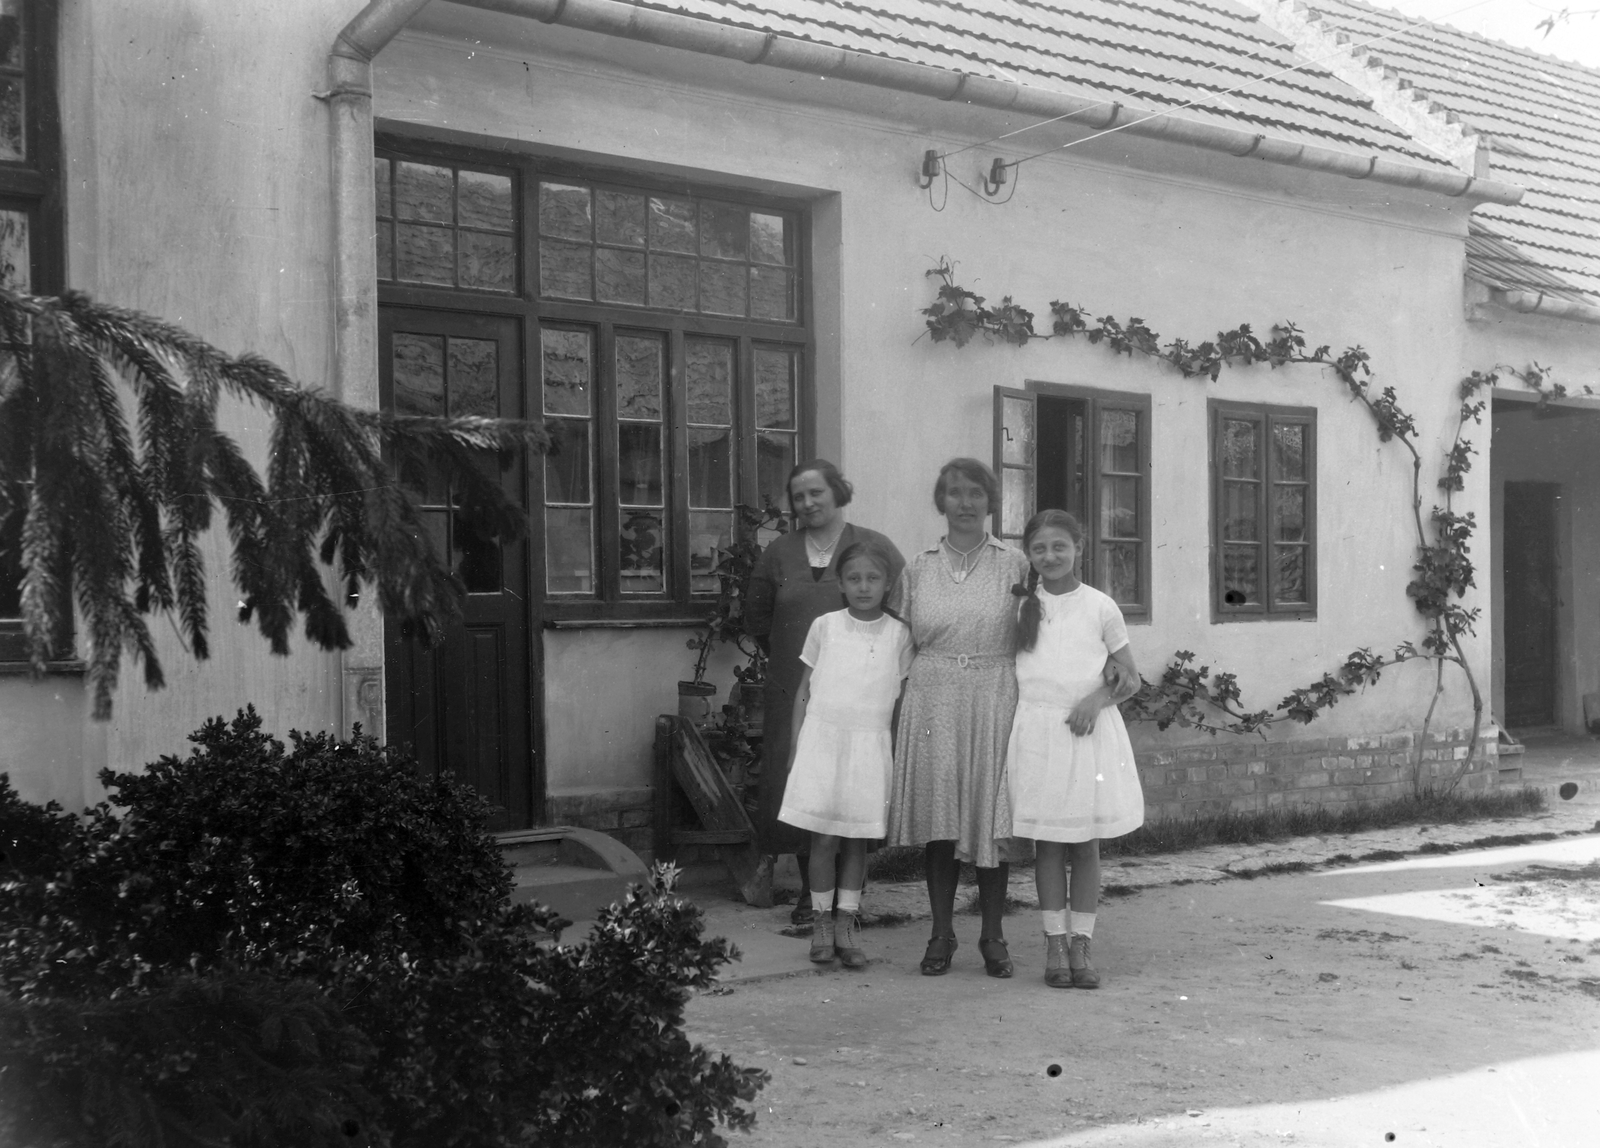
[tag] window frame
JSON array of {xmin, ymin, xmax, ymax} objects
[
  {"xmin": 993, "ymin": 381, "xmax": 1153, "ymax": 623},
  {"xmin": 1208, "ymin": 399, "xmax": 1318, "ymax": 621},
  {"xmin": 375, "ymin": 136, "xmax": 813, "ymax": 624},
  {"xmin": 0, "ymin": 0, "xmax": 65, "ymax": 668}
]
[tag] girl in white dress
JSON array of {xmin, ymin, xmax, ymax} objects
[
  {"xmin": 1005, "ymin": 510, "xmax": 1144, "ymax": 989},
  {"xmin": 780, "ymin": 541, "xmax": 913, "ymax": 969}
]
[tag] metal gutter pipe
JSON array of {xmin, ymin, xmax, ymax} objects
[
  {"xmin": 1491, "ymin": 289, "xmax": 1600, "ymax": 327},
  {"xmin": 326, "ymin": 0, "xmax": 435, "ymax": 739},
  {"xmin": 461, "ymin": 0, "xmax": 1523, "ymax": 207},
  {"xmin": 327, "ymin": 0, "xmax": 434, "ymax": 408}
]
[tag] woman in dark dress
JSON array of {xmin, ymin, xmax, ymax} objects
[{"xmin": 746, "ymin": 460, "xmax": 905, "ymax": 922}]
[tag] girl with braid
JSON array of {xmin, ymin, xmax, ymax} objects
[{"xmin": 1004, "ymin": 510, "xmax": 1144, "ymax": 989}]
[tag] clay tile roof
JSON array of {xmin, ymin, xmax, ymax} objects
[
  {"xmin": 1302, "ymin": 0, "xmax": 1600, "ymax": 306},
  {"xmin": 641, "ymin": 0, "xmax": 1456, "ymax": 170}
]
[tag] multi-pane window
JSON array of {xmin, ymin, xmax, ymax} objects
[
  {"xmin": 0, "ymin": 0, "xmax": 59, "ymax": 665},
  {"xmin": 994, "ymin": 384, "xmax": 1151, "ymax": 620},
  {"xmin": 541, "ymin": 326, "xmax": 596, "ymax": 595},
  {"xmin": 536, "ymin": 180, "xmax": 796, "ymax": 320},
  {"xmin": 1211, "ymin": 401, "xmax": 1316, "ymax": 618},
  {"xmin": 377, "ymin": 145, "xmax": 808, "ymax": 617},
  {"xmin": 391, "ymin": 329, "xmax": 507, "ymax": 594},
  {"xmin": 375, "ymin": 157, "xmax": 516, "ymax": 292}
]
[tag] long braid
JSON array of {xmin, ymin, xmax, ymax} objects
[
  {"xmin": 1014, "ymin": 566, "xmax": 1043, "ymax": 652},
  {"xmin": 1013, "ymin": 508, "xmax": 1083, "ymax": 652}
]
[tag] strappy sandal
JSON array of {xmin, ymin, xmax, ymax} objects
[
  {"xmin": 978, "ymin": 937, "xmax": 1014, "ymax": 979},
  {"xmin": 920, "ymin": 934, "xmax": 958, "ymax": 976}
]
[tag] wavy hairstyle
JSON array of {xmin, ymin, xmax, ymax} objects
[
  {"xmin": 1011, "ymin": 509, "xmax": 1085, "ymax": 653},
  {"xmin": 786, "ymin": 459, "xmax": 853, "ymax": 513},
  {"xmin": 932, "ymin": 457, "xmax": 1000, "ymax": 515}
]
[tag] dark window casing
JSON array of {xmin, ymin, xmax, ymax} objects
[
  {"xmin": 994, "ymin": 382, "xmax": 1152, "ymax": 622},
  {"xmin": 375, "ymin": 138, "xmax": 813, "ymax": 623},
  {"xmin": 1209, "ymin": 399, "xmax": 1317, "ymax": 620},
  {"xmin": 0, "ymin": 0, "xmax": 64, "ymax": 667}
]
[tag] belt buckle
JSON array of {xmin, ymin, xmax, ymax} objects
[{"xmin": 956, "ymin": 653, "xmax": 971, "ymax": 669}]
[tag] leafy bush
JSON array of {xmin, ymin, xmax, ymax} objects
[
  {"xmin": 0, "ymin": 709, "xmax": 509, "ymax": 999},
  {"xmin": 0, "ymin": 967, "xmax": 379, "ymax": 1147},
  {"xmin": 0, "ymin": 709, "xmax": 766, "ymax": 1147}
]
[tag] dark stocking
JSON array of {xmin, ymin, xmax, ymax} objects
[
  {"xmin": 925, "ymin": 840, "xmax": 960, "ymax": 938},
  {"xmin": 976, "ymin": 862, "xmax": 1010, "ymax": 941}
]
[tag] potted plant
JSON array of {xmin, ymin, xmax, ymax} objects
[{"xmin": 680, "ymin": 504, "xmax": 787, "ymax": 728}]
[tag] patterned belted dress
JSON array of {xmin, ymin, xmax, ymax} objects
[{"xmin": 887, "ymin": 536, "xmax": 1031, "ymax": 868}]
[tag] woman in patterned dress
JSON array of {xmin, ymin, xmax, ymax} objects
[
  {"xmin": 888, "ymin": 458, "xmax": 1030, "ymax": 978},
  {"xmin": 746, "ymin": 460, "xmax": 905, "ymax": 922}
]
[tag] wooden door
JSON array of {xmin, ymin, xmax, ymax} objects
[
  {"xmin": 380, "ymin": 308, "xmax": 536, "ymax": 830},
  {"xmin": 1503, "ymin": 481, "xmax": 1558, "ymax": 729}
]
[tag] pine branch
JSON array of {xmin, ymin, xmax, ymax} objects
[{"xmin": 0, "ymin": 286, "xmax": 548, "ymax": 717}]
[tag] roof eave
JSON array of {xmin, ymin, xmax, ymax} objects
[{"xmin": 458, "ymin": 0, "xmax": 1525, "ymax": 207}]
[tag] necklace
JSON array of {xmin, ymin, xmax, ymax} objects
[
  {"xmin": 806, "ymin": 525, "xmax": 844, "ymax": 567},
  {"xmin": 941, "ymin": 534, "xmax": 987, "ymax": 584},
  {"xmin": 850, "ymin": 611, "xmax": 884, "ymax": 656}
]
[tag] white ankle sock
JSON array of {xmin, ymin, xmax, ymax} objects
[
  {"xmin": 1040, "ymin": 909, "xmax": 1068, "ymax": 936},
  {"xmin": 836, "ymin": 888, "xmax": 861, "ymax": 914},
  {"xmin": 1070, "ymin": 911, "xmax": 1096, "ymax": 938},
  {"xmin": 811, "ymin": 890, "xmax": 835, "ymax": 914}
]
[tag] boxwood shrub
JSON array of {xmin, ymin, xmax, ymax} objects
[{"xmin": 0, "ymin": 708, "xmax": 766, "ymax": 1147}]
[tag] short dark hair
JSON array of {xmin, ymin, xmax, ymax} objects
[
  {"xmin": 787, "ymin": 459, "xmax": 853, "ymax": 511},
  {"xmin": 933, "ymin": 457, "xmax": 1000, "ymax": 514}
]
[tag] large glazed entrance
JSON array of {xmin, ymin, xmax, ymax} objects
[{"xmin": 380, "ymin": 308, "xmax": 537, "ymax": 831}]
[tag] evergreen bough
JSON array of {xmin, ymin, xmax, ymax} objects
[{"xmin": 0, "ymin": 287, "xmax": 546, "ymax": 717}]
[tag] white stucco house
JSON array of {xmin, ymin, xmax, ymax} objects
[{"xmin": 3, "ymin": 0, "xmax": 1595, "ymax": 860}]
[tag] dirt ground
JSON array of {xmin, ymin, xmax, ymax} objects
[{"xmin": 685, "ymin": 837, "xmax": 1600, "ymax": 1147}]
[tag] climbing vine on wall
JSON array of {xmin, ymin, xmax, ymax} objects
[{"xmin": 920, "ymin": 258, "xmax": 1592, "ymax": 794}]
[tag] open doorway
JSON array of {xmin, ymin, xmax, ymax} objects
[{"xmin": 1502, "ymin": 481, "xmax": 1559, "ymax": 729}]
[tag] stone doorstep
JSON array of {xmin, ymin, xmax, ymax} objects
[{"xmin": 497, "ymin": 825, "xmax": 651, "ymax": 925}]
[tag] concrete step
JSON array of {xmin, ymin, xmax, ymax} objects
[
  {"xmin": 511, "ymin": 863, "xmax": 634, "ymax": 923},
  {"xmin": 497, "ymin": 825, "xmax": 651, "ymax": 926}
]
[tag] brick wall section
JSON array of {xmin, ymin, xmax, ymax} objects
[
  {"xmin": 545, "ymin": 788, "xmax": 655, "ymax": 863},
  {"xmin": 551, "ymin": 729, "xmax": 1500, "ymax": 859},
  {"xmin": 1136, "ymin": 727, "xmax": 1500, "ymax": 820}
]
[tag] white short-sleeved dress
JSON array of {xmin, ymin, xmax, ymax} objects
[
  {"xmin": 778, "ymin": 609, "xmax": 914, "ymax": 839},
  {"xmin": 1005, "ymin": 583, "xmax": 1145, "ymax": 843}
]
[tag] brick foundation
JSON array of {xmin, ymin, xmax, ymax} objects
[
  {"xmin": 548, "ymin": 728, "xmax": 1499, "ymax": 862},
  {"xmin": 545, "ymin": 788, "xmax": 655, "ymax": 863},
  {"xmin": 1135, "ymin": 727, "xmax": 1500, "ymax": 820}
]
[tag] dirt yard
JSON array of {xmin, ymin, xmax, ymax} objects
[{"xmin": 686, "ymin": 838, "xmax": 1600, "ymax": 1147}]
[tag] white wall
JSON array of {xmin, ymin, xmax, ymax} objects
[
  {"xmin": 1, "ymin": 0, "xmax": 367, "ymax": 809},
  {"xmin": 376, "ymin": 15, "xmax": 1491, "ymax": 794},
  {"xmin": 2, "ymin": 2, "xmax": 1509, "ymax": 813}
]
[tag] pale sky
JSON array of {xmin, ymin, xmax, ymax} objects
[{"xmin": 1376, "ymin": 0, "xmax": 1600, "ymax": 68}]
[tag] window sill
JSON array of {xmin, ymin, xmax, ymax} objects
[
  {"xmin": 545, "ymin": 618, "xmax": 706, "ymax": 631},
  {"xmin": 0, "ymin": 659, "xmax": 86, "ymax": 677},
  {"xmin": 1211, "ymin": 611, "xmax": 1317, "ymax": 624}
]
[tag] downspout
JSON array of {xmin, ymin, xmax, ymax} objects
[
  {"xmin": 328, "ymin": 0, "xmax": 433, "ymax": 409},
  {"xmin": 461, "ymin": 0, "xmax": 1523, "ymax": 207},
  {"xmin": 326, "ymin": 0, "xmax": 434, "ymax": 739}
]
